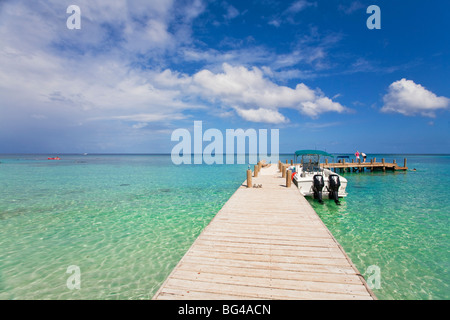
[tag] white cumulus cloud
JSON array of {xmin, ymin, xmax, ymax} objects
[
  {"xmin": 382, "ymin": 79, "xmax": 449, "ymax": 117},
  {"xmin": 234, "ymin": 108, "xmax": 288, "ymax": 124},
  {"xmin": 191, "ymin": 63, "xmax": 347, "ymax": 122}
]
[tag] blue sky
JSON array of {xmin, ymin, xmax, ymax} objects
[{"xmin": 0, "ymin": 0, "xmax": 449, "ymax": 154}]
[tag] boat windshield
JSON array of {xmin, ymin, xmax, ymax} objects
[{"xmin": 301, "ymin": 154, "xmax": 322, "ymax": 173}]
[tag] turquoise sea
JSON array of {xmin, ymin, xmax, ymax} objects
[
  {"xmin": 0, "ymin": 154, "xmax": 448, "ymax": 300},
  {"xmin": 307, "ymin": 154, "xmax": 450, "ymax": 300}
]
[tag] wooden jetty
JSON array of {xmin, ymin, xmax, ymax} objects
[
  {"xmin": 324, "ymin": 158, "xmax": 407, "ymax": 173},
  {"xmin": 153, "ymin": 164, "xmax": 376, "ymax": 300},
  {"xmin": 280, "ymin": 157, "xmax": 408, "ymax": 174}
]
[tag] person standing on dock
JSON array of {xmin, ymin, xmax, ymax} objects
[
  {"xmin": 355, "ymin": 150, "xmax": 360, "ymax": 161},
  {"xmin": 361, "ymin": 152, "xmax": 367, "ymax": 163}
]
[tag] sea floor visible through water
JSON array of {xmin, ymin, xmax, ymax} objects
[{"xmin": 0, "ymin": 154, "xmax": 448, "ymax": 300}]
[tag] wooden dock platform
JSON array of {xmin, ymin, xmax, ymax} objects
[
  {"xmin": 323, "ymin": 158, "xmax": 408, "ymax": 173},
  {"xmin": 281, "ymin": 157, "xmax": 408, "ymax": 173},
  {"xmin": 152, "ymin": 165, "xmax": 376, "ymax": 300}
]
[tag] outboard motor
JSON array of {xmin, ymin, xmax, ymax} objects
[
  {"xmin": 328, "ymin": 174, "xmax": 341, "ymax": 205},
  {"xmin": 313, "ymin": 174, "xmax": 325, "ymax": 204}
]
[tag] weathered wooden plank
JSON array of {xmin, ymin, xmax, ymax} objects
[
  {"xmin": 162, "ymin": 278, "xmax": 373, "ymax": 300},
  {"xmin": 198, "ymin": 234, "xmax": 339, "ymax": 248},
  {"xmin": 179, "ymin": 255, "xmax": 358, "ymax": 275},
  {"xmin": 170, "ymin": 270, "xmax": 370, "ymax": 295},
  {"xmin": 186, "ymin": 249, "xmax": 351, "ymax": 267},
  {"xmin": 192, "ymin": 242, "xmax": 345, "ymax": 258},
  {"xmin": 194, "ymin": 238, "xmax": 341, "ymax": 252},
  {"xmin": 177, "ymin": 262, "xmax": 364, "ymax": 284},
  {"xmin": 203, "ymin": 228, "xmax": 333, "ymax": 239},
  {"xmin": 158, "ymin": 288, "xmax": 261, "ymax": 300},
  {"xmin": 206, "ymin": 222, "xmax": 332, "ymax": 233}
]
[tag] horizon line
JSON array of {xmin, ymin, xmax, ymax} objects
[{"xmin": 1, "ymin": 153, "xmax": 450, "ymax": 156}]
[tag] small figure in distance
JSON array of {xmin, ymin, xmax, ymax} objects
[{"xmin": 361, "ymin": 152, "xmax": 367, "ymax": 163}]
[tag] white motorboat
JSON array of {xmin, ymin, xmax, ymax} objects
[{"xmin": 289, "ymin": 150, "xmax": 348, "ymax": 205}]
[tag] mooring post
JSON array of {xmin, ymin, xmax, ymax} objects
[
  {"xmin": 254, "ymin": 165, "xmax": 258, "ymax": 177},
  {"xmin": 247, "ymin": 169, "xmax": 252, "ymax": 188},
  {"xmin": 404, "ymin": 158, "xmax": 407, "ymax": 168},
  {"xmin": 286, "ymin": 170, "xmax": 291, "ymax": 188},
  {"xmin": 291, "ymin": 160, "xmax": 293, "ymax": 165},
  {"xmin": 281, "ymin": 165, "xmax": 286, "ymax": 178}
]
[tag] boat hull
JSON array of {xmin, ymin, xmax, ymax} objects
[{"xmin": 292, "ymin": 168, "xmax": 348, "ymax": 198}]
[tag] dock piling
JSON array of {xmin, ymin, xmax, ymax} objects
[
  {"xmin": 286, "ymin": 170, "xmax": 291, "ymax": 187},
  {"xmin": 247, "ymin": 169, "xmax": 252, "ymax": 188}
]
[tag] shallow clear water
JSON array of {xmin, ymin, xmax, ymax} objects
[
  {"xmin": 0, "ymin": 154, "xmax": 245, "ymax": 299},
  {"xmin": 307, "ymin": 155, "xmax": 450, "ymax": 300},
  {"xmin": 0, "ymin": 154, "xmax": 448, "ymax": 300}
]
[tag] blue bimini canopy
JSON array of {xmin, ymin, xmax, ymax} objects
[{"xmin": 294, "ymin": 150, "xmax": 333, "ymax": 157}]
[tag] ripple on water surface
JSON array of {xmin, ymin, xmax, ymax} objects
[
  {"xmin": 0, "ymin": 154, "xmax": 449, "ymax": 299},
  {"xmin": 0, "ymin": 155, "xmax": 245, "ymax": 299}
]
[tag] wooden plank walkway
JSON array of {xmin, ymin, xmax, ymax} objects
[{"xmin": 152, "ymin": 165, "xmax": 376, "ymax": 300}]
